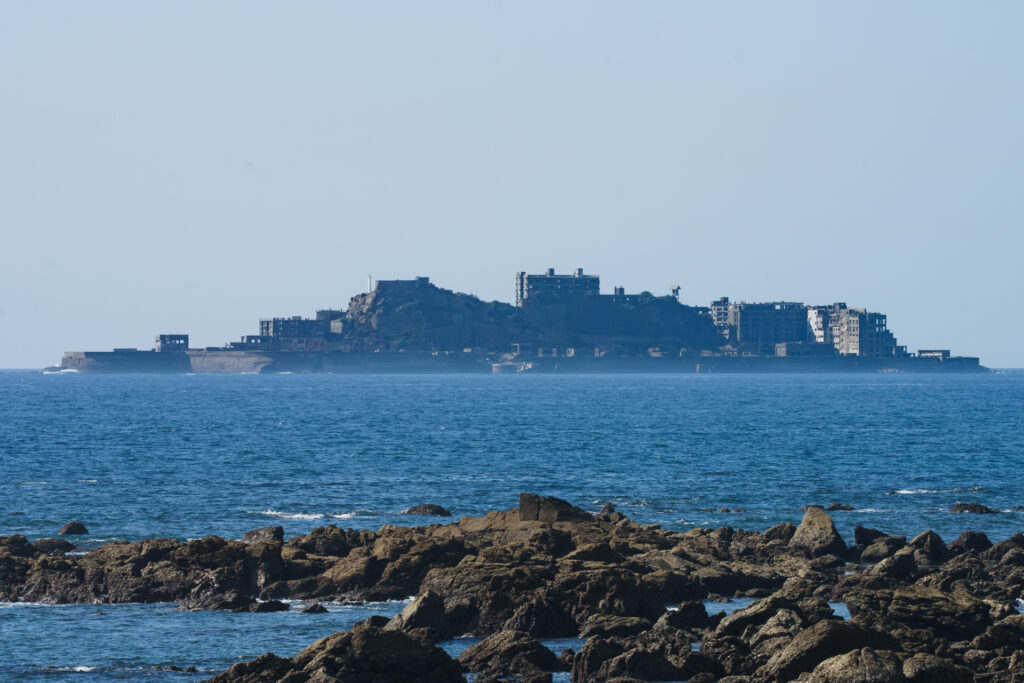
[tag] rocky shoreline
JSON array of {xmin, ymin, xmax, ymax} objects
[{"xmin": 3, "ymin": 493, "xmax": 1024, "ymax": 681}]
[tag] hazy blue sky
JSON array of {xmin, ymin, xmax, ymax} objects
[{"xmin": 2, "ymin": 2, "xmax": 1021, "ymax": 367}]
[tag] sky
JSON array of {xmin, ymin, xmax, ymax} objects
[{"xmin": 1, "ymin": 2, "xmax": 1021, "ymax": 368}]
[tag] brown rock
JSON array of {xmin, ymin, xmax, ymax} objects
[
  {"xmin": 457, "ymin": 630, "xmax": 562, "ymax": 681},
  {"xmin": 756, "ymin": 621, "xmax": 898, "ymax": 681},
  {"xmin": 948, "ymin": 530, "xmax": 992, "ymax": 555},
  {"xmin": 809, "ymin": 647, "xmax": 904, "ymax": 682},
  {"xmin": 402, "ymin": 504, "xmax": 452, "ymax": 517},
  {"xmin": 32, "ymin": 538, "xmax": 76, "ymax": 555},
  {"xmin": 788, "ymin": 508, "xmax": 846, "ymax": 558},
  {"xmin": 241, "ymin": 526, "xmax": 284, "ymax": 544},
  {"xmin": 518, "ymin": 493, "xmax": 593, "ymax": 523},
  {"xmin": 950, "ymin": 502, "xmax": 999, "ymax": 514},
  {"xmin": 58, "ymin": 521, "xmax": 88, "ymax": 535},
  {"xmin": 206, "ymin": 617, "xmax": 464, "ymax": 682},
  {"xmin": 901, "ymin": 653, "xmax": 973, "ymax": 682}
]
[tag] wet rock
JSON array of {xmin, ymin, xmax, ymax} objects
[
  {"xmin": 600, "ymin": 502, "xmax": 616, "ymax": 514},
  {"xmin": 949, "ymin": 530, "xmax": 992, "ymax": 555},
  {"xmin": 518, "ymin": 493, "xmax": 593, "ymax": 523},
  {"xmin": 854, "ymin": 526, "xmax": 887, "ymax": 547},
  {"xmin": 824, "ymin": 503, "xmax": 855, "ymax": 512},
  {"xmin": 402, "ymin": 504, "xmax": 452, "ymax": 517},
  {"xmin": 32, "ymin": 538, "xmax": 76, "ymax": 555},
  {"xmin": 755, "ymin": 620, "xmax": 898, "ymax": 681},
  {"xmin": 808, "ymin": 647, "xmax": 904, "ymax": 682},
  {"xmin": 248, "ymin": 599, "xmax": 289, "ymax": 613},
  {"xmin": 206, "ymin": 617, "xmax": 464, "ymax": 682},
  {"xmin": 302, "ymin": 602, "xmax": 328, "ymax": 613},
  {"xmin": 457, "ymin": 630, "xmax": 562, "ymax": 681},
  {"xmin": 861, "ymin": 536, "xmax": 907, "ymax": 563},
  {"xmin": 242, "ymin": 526, "xmax": 284, "ymax": 544},
  {"xmin": 789, "ymin": 508, "xmax": 846, "ymax": 558},
  {"xmin": 950, "ymin": 502, "xmax": 999, "ymax": 514},
  {"xmin": 58, "ymin": 521, "xmax": 88, "ymax": 535}
]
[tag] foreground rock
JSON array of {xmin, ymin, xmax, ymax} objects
[
  {"xmin": 205, "ymin": 616, "xmax": 464, "ymax": 682},
  {"xmin": 457, "ymin": 630, "xmax": 563, "ymax": 682},
  {"xmin": 5, "ymin": 495, "xmax": 1024, "ymax": 680}
]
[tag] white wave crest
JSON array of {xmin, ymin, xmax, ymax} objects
[{"xmin": 255, "ymin": 509, "xmax": 324, "ymax": 520}]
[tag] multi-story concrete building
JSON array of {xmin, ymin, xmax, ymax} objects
[
  {"xmin": 829, "ymin": 307, "xmax": 903, "ymax": 357},
  {"xmin": 259, "ymin": 316, "xmax": 329, "ymax": 339},
  {"xmin": 723, "ymin": 301, "xmax": 810, "ymax": 355},
  {"xmin": 515, "ymin": 268, "xmax": 600, "ymax": 306},
  {"xmin": 710, "ymin": 297, "xmax": 732, "ymax": 338}
]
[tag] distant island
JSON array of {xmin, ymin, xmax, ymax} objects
[{"xmin": 55, "ymin": 268, "xmax": 983, "ymax": 373}]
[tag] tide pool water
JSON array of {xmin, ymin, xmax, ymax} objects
[{"xmin": 1, "ymin": 371, "xmax": 1022, "ymax": 679}]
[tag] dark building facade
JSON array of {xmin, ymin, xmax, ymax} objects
[{"xmin": 515, "ymin": 268, "xmax": 600, "ymax": 306}]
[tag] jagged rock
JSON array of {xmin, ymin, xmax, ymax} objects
[
  {"xmin": 457, "ymin": 630, "xmax": 562, "ymax": 681},
  {"xmin": 402, "ymin": 504, "xmax": 452, "ymax": 517},
  {"xmin": 950, "ymin": 502, "xmax": 999, "ymax": 514},
  {"xmin": 248, "ymin": 600, "xmax": 289, "ymax": 613},
  {"xmin": 600, "ymin": 503, "xmax": 616, "ymax": 514},
  {"xmin": 579, "ymin": 614, "xmax": 652, "ymax": 638},
  {"xmin": 901, "ymin": 653, "xmax": 973, "ymax": 682},
  {"xmin": 807, "ymin": 648, "xmax": 904, "ymax": 682},
  {"xmin": 242, "ymin": 526, "xmax": 284, "ymax": 544},
  {"xmin": 861, "ymin": 536, "xmax": 907, "ymax": 563},
  {"xmin": 854, "ymin": 526, "xmax": 887, "ymax": 547},
  {"xmin": 910, "ymin": 530, "xmax": 950, "ymax": 565},
  {"xmin": 866, "ymin": 548, "xmax": 918, "ymax": 580},
  {"xmin": 788, "ymin": 508, "xmax": 846, "ymax": 558},
  {"xmin": 518, "ymin": 493, "xmax": 593, "ymax": 523},
  {"xmin": 948, "ymin": 530, "xmax": 992, "ymax": 555},
  {"xmin": 572, "ymin": 629, "xmax": 715, "ymax": 682},
  {"xmin": 32, "ymin": 538, "xmax": 76, "ymax": 555},
  {"xmin": 58, "ymin": 521, "xmax": 88, "ymax": 535},
  {"xmin": 980, "ymin": 532, "xmax": 1024, "ymax": 563},
  {"xmin": 303, "ymin": 603, "xmax": 328, "ymax": 613},
  {"xmin": 824, "ymin": 503, "xmax": 855, "ymax": 512},
  {"xmin": 762, "ymin": 523, "xmax": 796, "ymax": 544},
  {"xmin": 385, "ymin": 590, "xmax": 453, "ymax": 641},
  {"xmin": 286, "ymin": 524, "xmax": 373, "ymax": 558},
  {"xmin": 205, "ymin": 617, "xmax": 464, "ymax": 682},
  {"xmin": 656, "ymin": 601, "xmax": 711, "ymax": 631},
  {"xmin": 845, "ymin": 585, "xmax": 992, "ymax": 642},
  {"xmin": 755, "ymin": 621, "xmax": 898, "ymax": 681}
]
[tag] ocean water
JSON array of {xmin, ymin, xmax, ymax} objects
[{"xmin": 1, "ymin": 371, "xmax": 1022, "ymax": 679}]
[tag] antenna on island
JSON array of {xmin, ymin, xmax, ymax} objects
[{"xmin": 368, "ymin": 274, "xmax": 372, "ymax": 293}]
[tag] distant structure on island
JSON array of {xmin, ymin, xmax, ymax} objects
[{"xmin": 55, "ymin": 268, "xmax": 984, "ymax": 374}]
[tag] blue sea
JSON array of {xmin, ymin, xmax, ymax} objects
[{"xmin": 1, "ymin": 371, "xmax": 1022, "ymax": 680}]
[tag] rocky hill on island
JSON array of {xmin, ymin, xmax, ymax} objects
[{"xmin": 336, "ymin": 279, "xmax": 721, "ymax": 354}]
